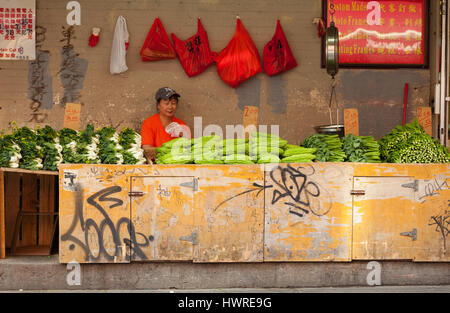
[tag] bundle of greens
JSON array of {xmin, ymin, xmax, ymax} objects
[
  {"xmin": 58, "ymin": 128, "xmax": 79, "ymax": 164},
  {"xmin": 280, "ymin": 146, "xmax": 317, "ymax": 163},
  {"xmin": 12, "ymin": 126, "xmax": 43, "ymax": 170},
  {"xmin": 249, "ymin": 132, "xmax": 287, "ymax": 162},
  {"xmin": 379, "ymin": 119, "xmax": 425, "ymax": 162},
  {"xmin": 156, "ymin": 137, "xmax": 192, "ymax": 164},
  {"xmin": 72, "ymin": 124, "xmax": 100, "ymax": 164},
  {"xmin": 341, "ymin": 134, "xmax": 381, "ymax": 163},
  {"xmin": 37, "ymin": 125, "xmax": 63, "ymax": 171},
  {"xmin": 192, "ymin": 135, "xmax": 222, "ymax": 163},
  {"xmin": 223, "ymin": 154, "xmax": 254, "ymax": 164},
  {"xmin": 97, "ymin": 127, "xmax": 124, "ymax": 164},
  {"xmin": 302, "ymin": 134, "xmax": 346, "ymax": 162},
  {"xmin": 257, "ymin": 153, "xmax": 280, "ymax": 164},
  {"xmin": 380, "ymin": 121, "xmax": 450, "ymax": 163},
  {"xmin": 379, "ymin": 119, "xmax": 449, "ymax": 163},
  {"xmin": 0, "ymin": 134, "xmax": 21, "ymax": 168},
  {"xmin": 221, "ymin": 138, "xmax": 249, "ymax": 156},
  {"xmin": 118, "ymin": 128, "xmax": 146, "ymax": 165}
]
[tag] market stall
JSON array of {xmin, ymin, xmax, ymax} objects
[
  {"xmin": 57, "ymin": 162, "xmax": 450, "ymax": 264},
  {"xmin": 0, "ymin": 0, "xmax": 449, "ymax": 268}
]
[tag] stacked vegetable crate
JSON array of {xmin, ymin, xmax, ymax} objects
[{"xmin": 0, "ymin": 168, "xmax": 58, "ymax": 258}]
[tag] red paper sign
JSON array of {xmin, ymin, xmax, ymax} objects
[{"xmin": 324, "ymin": 0, "xmax": 428, "ymax": 67}]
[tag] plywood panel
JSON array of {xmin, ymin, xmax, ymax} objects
[
  {"xmin": 21, "ymin": 174, "xmax": 38, "ymax": 247},
  {"xmin": 131, "ymin": 176, "xmax": 194, "ymax": 261},
  {"xmin": 39, "ymin": 175, "xmax": 56, "ymax": 246},
  {"xmin": 59, "ymin": 165, "xmax": 131, "ymax": 263},
  {"xmin": 4, "ymin": 173, "xmax": 21, "ymax": 248},
  {"xmin": 264, "ymin": 163, "xmax": 353, "ymax": 262},
  {"xmin": 411, "ymin": 173, "xmax": 450, "ymax": 261},
  {"xmin": 193, "ymin": 165, "xmax": 264, "ymax": 263},
  {"xmin": 352, "ymin": 176, "xmax": 416, "ymax": 260},
  {"xmin": 0, "ymin": 171, "xmax": 5, "ymax": 259}
]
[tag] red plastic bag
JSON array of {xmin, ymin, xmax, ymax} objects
[
  {"xmin": 171, "ymin": 19, "xmax": 215, "ymax": 77},
  {"xmin": 140, "ymin": 18, "xmax": 176, "ymax": 61},
  {"xmin": 215, "ymin": 19, "xmax": 262, "ymax": 88},
  {"xmin": 263, "ymin": 20, "xmax": 297, "ymax": 76}
]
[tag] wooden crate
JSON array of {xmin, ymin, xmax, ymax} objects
[{"xmin": 0, "ymin": 168, "xmax": 58, "ymax": 258}]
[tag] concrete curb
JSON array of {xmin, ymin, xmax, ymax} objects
[{"xmin": 0, "ymin": 256, "xmax": 449, "ymax": 290}]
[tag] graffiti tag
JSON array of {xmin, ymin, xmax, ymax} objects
[
  {"xmin": 61, "ymin": 186, "xmax": 150, "ymax": 262},
  {"xmin": 213, "ymin": 165, "xmax": 332, "ymax": 219}
]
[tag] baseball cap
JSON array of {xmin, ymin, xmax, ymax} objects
[{"xmin": 155, "ymin": 87, "xmax": 181, "ymax": 102}]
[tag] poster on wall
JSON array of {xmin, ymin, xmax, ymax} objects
[
  {"xmin": 322, "ymin": 0, "xmax": 429, "ymax": 68},
  {"xmin": 0, "ymin": 0, "xmax": 35, "ymax": 60}
]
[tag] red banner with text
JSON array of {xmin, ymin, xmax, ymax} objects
[{"xmin": 325, "ymin": 0, "xmax": 427, "ymax": 66}]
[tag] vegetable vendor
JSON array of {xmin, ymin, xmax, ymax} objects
[{"xmin": 141, "ymin": 87, "xmax": 191, "ymax": 162}]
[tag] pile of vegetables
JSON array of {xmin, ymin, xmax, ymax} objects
[
  {"xmin": 156, "ymin": 137, "xmax": 193, "ymax": 164},
  {"xmin": 118, "ymin": 128, "xmax": 147, "ymax": 165},
  {"xmin": 0, "ymin": 124, "xmax": 147, "ymax": 171},
  {"xmin": 301, "ymin": 134, "xmax": 346, "ymax": 162},
  {"xmin": 249, "ymin": 132, "xmax": 285, "ymax": 164},
  {"xmin": 12, "ymin": 126, "xmax": 43, "ymax": 170},
  {"xmin": 380, "ymin": 120, "xmax": 450, "ymax": 163},
  {"xmin": 0, "ymin": 134, "xmax": 21, "ymax": 168},
  {"xmin": 220, "ymin": 138, "xmax": 252, "ymax": 164},
  {"xmin": 74, "ymin": 124, "xmax": 100, "ymax": 164},
  {"xmin": 193, "ymin": 135, "xmax": 223, "ymax": 164},
  {"xmin": 280, "ymin": 145, "xmax": 317, "ymax": 163},
  {"xmin": 58, "ymin": 128, "xmax": 79, "ymax": 164},
  {"xmin": 1, "ymin": 120, "xmax": 448, "ymax": 170},
  {"xmin": 37, "ymin": 125, "xmax": 63, "ymax": 171},
  {"xmin": 341, "ymin": 134, "xmax": 381, "ymax": 163}
]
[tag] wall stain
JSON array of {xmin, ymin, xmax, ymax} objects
[
  {"xmin": 267, "ymin": 75, "xmax": 287, "ymax": 114},
  {"xmin": 28, "ymin": 25, "xmax": 51, "ymax": 122},
  {"xmin": 58, "ymin": 26, "xmax": 88, "ymax": 106},
  {"xmin": 235, "ymin": 77, "xmax": 261, "ymax": 110}
]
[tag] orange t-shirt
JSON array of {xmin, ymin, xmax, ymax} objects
[{"xmin": 141, "ymin": 113, "xmax": 189, "ymax": 147}]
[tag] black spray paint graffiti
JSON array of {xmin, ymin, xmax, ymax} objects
[
  {"xmin": 28, "ymin": 26, "xmax": 52, "ymax": 121},
  {"xmin": 419, "ymin": 178, "xmax": 450, "ymax": 202},
  {"xmin": 429, "ymin": 204, "xmax": 450, "ymax": 252},
  {"xmin": 214, "ymin": 165, "xmax": 332, "ymax": 218},
  {"xmin": 270, "ymin": 165, "xmax": 332, "ymax": 217},
  {"xmin": 58, "ymin": 26, "xmax": 88, "ymax": 106},
  {"xmin": 61, "ymin": 186, "xmax": 150, "ymax": 262}
]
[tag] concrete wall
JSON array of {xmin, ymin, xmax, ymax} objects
[
  {"xmin": 0, "ymin": 0, "xmax": 434, "ymax": 143},
  {"xmin": 1, "ymin": 256, "xmax": 450, "ymax": 290}
]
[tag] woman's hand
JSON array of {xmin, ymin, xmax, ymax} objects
[{"xmin": 165, "ymin": 122, "xmax": 191, "ymax": 138}]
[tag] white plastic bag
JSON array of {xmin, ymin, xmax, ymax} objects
[{"xmin": 110, "ymin": 16, "xmax": 129, "ymax": 75}]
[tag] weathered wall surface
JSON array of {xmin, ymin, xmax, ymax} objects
[{"xmin": 0, "ymin": 0, "xmax": 432, "ymax": 142}]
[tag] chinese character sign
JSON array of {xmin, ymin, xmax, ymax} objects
[
  {"xmin": 324, "ymin": 0, "xmax": 427, "ymax": 66},
  {"xmin": 0, "ymin": 0, "xmax": 35, "ymax": 60}
]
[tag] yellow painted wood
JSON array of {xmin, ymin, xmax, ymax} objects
[
  {"xmin": 352, "ymin": 176, "xmax": 416, "ymax": 260},
  {"xmin": 264, "ymin": 163, "xmax": 354, "ymax": 262},
  {"xmin": 58, "ymin": 163, "xmax": 450, "ymax": 263},
  {"xmin": 59, "ymin": 164, "xmax": 132, "ymax": 263},
  {"xmin": 413, "ymin": 174, "xmax": 450, "ymax": 261},
  {"xmin": 130, "ymin": 176, "xmax": 195, "ymax": 261},
  {"xmin": 193, "ymin": 165, "xmax": 264, "ymax": 263}
]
